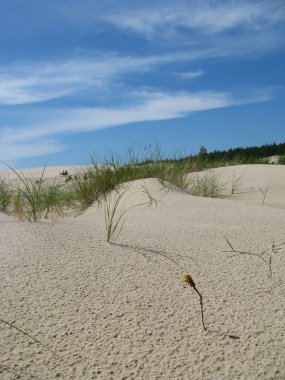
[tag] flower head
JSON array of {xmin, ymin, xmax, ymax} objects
[{"xmin": 182, "ymin": 274, "xmax": 196, "ymax": 288}]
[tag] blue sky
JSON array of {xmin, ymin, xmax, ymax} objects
[{"xmin": 0, "ymin": 0, "xmax": 285, "ymax": 168}]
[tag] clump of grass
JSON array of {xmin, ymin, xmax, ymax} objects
[
  {"xmin": 0, "ymin": 176, "xmax": 13, "ymax": 213},
  {"xmin": 70, "ymin": 148, "xmax": 197, "ymax": 212},
  {"xmin": 69, "ymin": 167, "xmax": 101, "ymax": 210},
  {"xmin": 223, "ymin": 236, "xmax": 285, "ymax": 278},
  {"xmin": 257, "ymin": 182, "xmax": 271, "ymax": 204},
  {"xmin": 106, "ymin": 146, "xmax": 197, "ymax": 192},
  {"xmin": 2, "ymin": 164, "xmax": 66, "ymax": 221},
  {"xmin": 161, "ymin": 160, "xmax": 192, "ymax": 191},
  {"xmin": 278, "ymin": 155, "xmax": 285, "ymax": 164},
  {"xmin": 13, "ymin": 190, "xmax": 25, "ymax": 221},
  {"xmin": 230, "ymin": 171, "xmax": 244, "ymax": 195},
  {"xmin": 70, "ymin": 158, "xmax": 119, "ymax": 210},
  {"xmin": 182, "ymin": 274, "xmax": 206, "ymax": 331},
  {"xmin": 103, "ymin": 183, "xmax": 159, "ymax": 243},
  {"xmin": 187, "ymin": 170, "xmax": 224, "ymax": 198},
  {"xmin": 103, "ymin": 190, "xmax": 127, "ymax": 243},
  {"xmin": 41, "ymin": 179, "xmax": 67, "ymax": 218},
  {"xmin": 7, "ymin": 165, "xmax": 47, "ymax": 221}
]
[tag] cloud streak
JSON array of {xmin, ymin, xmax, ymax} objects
[
  {"xmin": 0, "ymin": 54, "xmax": 192, "ymax": 105},
  {"xmin": 0, "ymin": 38, "xmax": 280, "ymax": 106},
  {"xmin": 176, "ymin": 70, "xmax": 204, "ymax": 79},
  {"xmin": 105, "ymin": 0, "xmax": 285, "ymax": 36},
  {"xmin": 0, "ymin": 56, "xmax": 153, "ymax": 105},
  {"xmin": 0, "ymin": 88, "xmax": 273, "ymax": 161}
]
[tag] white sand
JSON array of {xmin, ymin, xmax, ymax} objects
[{"xmin": 1, "ymin": 165, "xmax": 285, "ymax": 379}]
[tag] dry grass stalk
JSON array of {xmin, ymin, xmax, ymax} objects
[
  {"xmin": 103, "ymin": 183, "xmax": 159, "ymax": 243},
  {"xmin": 223, "ymin": 236, "xmax": 285, "ymax": 278},
  {"xmin": 0, "ymin": 317, "xmax": 60, "ymax": 358},
  {"xmin": 257, "ymin": 182, "xmax": 271, "ymax": 204}
]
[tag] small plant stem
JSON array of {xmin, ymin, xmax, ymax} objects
[
  {"xmin": 0, "ymin": 318, "xmax": 61, "ymax": 358},
  {"xmin": 257, "ymin": 183, "xmax": 271, "ymax": 205},
  {"xmin": 223, "ymin": 236, "xmax": 273, "ymax": 277},
  {"xmin": 183, "ymin": 275, "xmax": 207, "ymax": 331},
  {"xmin": 269, "ymin": 256, "xmax": 272, "ymax": 278},
  {"xmin": 103, "ymin": 185, "xmax": 159, "ymax": 243},
  {"xmin": 193, "ymin": 287, "xmax": 207, "ymax": 331}
]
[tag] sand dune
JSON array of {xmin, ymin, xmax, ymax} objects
[{"xmin": 1, "ymin": 165, "xmax": 285, "ymax": 379}]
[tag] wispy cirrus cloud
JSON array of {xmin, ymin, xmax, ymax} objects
[
  {"xmin": 0, "ymin": 54, "xmax": 214, "ymax": 105},
  {"xmin": 103, "ymin": 0, "xmax": 285, "ymax": 58},
  {"xmin": 0, "ymin": 56, "xmax": 152, "ymax": 105},
  {"xmin": 0, "ymin": 75, "xmax": 75, "ymax": 105},
  {"xmin": 0, "ymin": 39, "xmax": 278, "ymax": 106},
  {"xmin": 0, "ymin": 54, "xmax": 193, "ymax": 105},
  {"xmin": 5, "ymin": 0, "xmax": 284, "ymax": 39},
  {"xmin": 0, "ymin": 90, "xmax": 255, "ymax": 142},
  {"xmin": 0, "ymin": 88, "xmax": 274, "ymax": 161},
  {"xmin": 105, "ymin": 0, "xmax": 285, "ymax": 35}
]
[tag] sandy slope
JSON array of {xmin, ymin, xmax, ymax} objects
[{"xmin": 1, "ymin": 165, "xmax": 285, "ymax": 379}]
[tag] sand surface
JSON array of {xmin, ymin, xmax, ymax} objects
[{"xmin": 1, "ymin": 164, "xmax": 285, "ymax": 379}]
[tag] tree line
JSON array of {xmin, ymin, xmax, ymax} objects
[{"xmin": 195, "ymin": 142, "xmax": 285, "ymax": 163}]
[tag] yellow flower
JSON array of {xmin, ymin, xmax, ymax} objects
[{"xmin": 182, "ymin": 274, "xmax": 196, "ymax": 288}]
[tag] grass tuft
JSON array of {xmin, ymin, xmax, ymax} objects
[
  {"xmin": 103, "ymin": 190, "xmax": 128, "ymax": 243},
  {"xmin": 1, "ymin": 164, "xmax": 68, "ymax": 221},
  {"xmin": 103, "ymin": 183, "xmax": 159, "ymax": 243},
  {"xmin": 230, "ymin": 171, "xmax": 244, "ymax": 195},
  {"xmin": 187, "ymin": 170, "xmax": 224, "ymax": 198},
  {"xmin": 0, "ymin": 176, "xmax": 13, "ymax": 213}
]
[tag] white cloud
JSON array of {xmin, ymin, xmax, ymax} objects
[
  {"xmin": 102, "ymin": 1, "xmax": 285, "ymax": 58},
  {"xmin": 0, "ymin": 88, "xmax": 273, "ymax": 162},
  {"xmin": 0, "ymin": 91, "xmax": 237, "ymax": 142},
  {"xmin": 0, "ymin": 54, "xmax": 187, "ymax": 105},
  {"xmin": 14, "ymin": 0, "xmax": 284, "ymax": 37},
  {"xmin": 176, "ymin": 70, "xmax": 204, "ymax": 79},
  {"xmin": 0, "ymin": 58, "xmax": 123, "ymax": 105},
  {"xmin": 105, "ymin": 0, "xmax": 285, "ymax": 36},
  {"xmin": 0, "ymin": 75, "xmax": 74, "ymax": 105},
  {"xmin": 0, "ymin": 38, "xmax": 277, "ymax": 106}
]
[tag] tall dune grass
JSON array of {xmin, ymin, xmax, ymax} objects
[
  {"xmin": 187, "ymin": 170, "xmax": 225, "ymax": 198},
  {"xmin": 0, "ymin": 147, "xmax": 259, "ymax": 220},
  {"xmin": 0, "ymin": 176, "xmax": 13, "ymax": 213},
  {"xmin": 103, "ymin": 182, "xmax": 159, "ymax": 243},
  {"xmin": 1, "ymin": 165, "xmax": 69, "ymax": 221}
]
